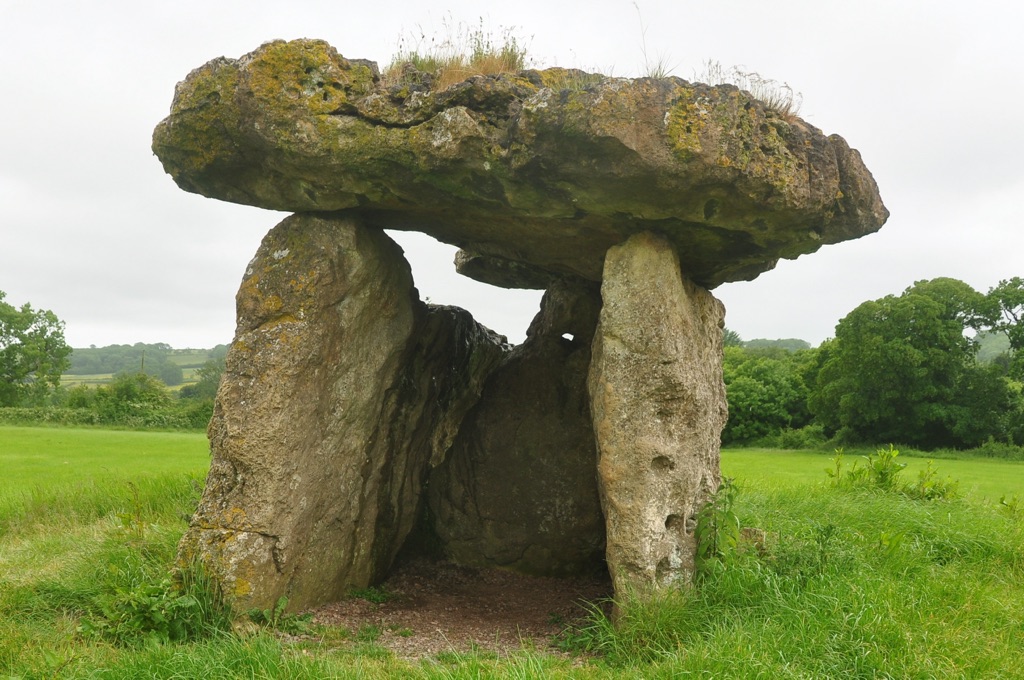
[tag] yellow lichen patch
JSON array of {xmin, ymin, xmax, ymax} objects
[
  {"xmin": 536, "ymin": 67, "xmax": 604, "ymax": 92},
  {"xmin": 233, "ymin": 577, "xmax": 251, "ymax": 598},
  {"xmin": 244, "ymin": 40, "xmax": 346, "ymax": 114},
  {"xmin": 218, "ymin": 506, "xmax": 250, "ymax": 529},
  {"xmin": 665, "ymin": 85, "xmax": 709, "ymax": 160},
  {"xmin": 261, "ymin": 294, "xmax": 284, "ymax": 314},
  {"xmin": 256, "ymin": 314, "xmax": 300, "ymax": 332},
  {"xmin": 240, "ymin": 40, "xmax": 379, "ymax": 156}
]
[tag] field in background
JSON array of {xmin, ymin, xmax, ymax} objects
[
  {"xmin": 58, "ymin": 373, "xmax": 117, "ymax": 388},
  {"xmin": 0, "ymin": 426, "xmax": 208, "ymax": 492},
  {"xmin": 60, "ymin": 347, "xmax": 221, "ymax": 389},
  {"xmin": 723, "ymin": 447, "xmax": 1024, "ymax": 504},
  {"xmin": 3, "ymin": 428, "xmax": 1020, "ymax": 509}
]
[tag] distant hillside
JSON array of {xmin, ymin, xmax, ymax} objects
[
  {"xmin": 976, "ymin": 331, "xmax": 1011, "ymax": 364},
  {"xmin": 64, "ymin": 343, "xmax": 228, "ymax": 387},
  {"xmin": 743, "ymin": 338, "xmax": 812, "ymax": 351}
]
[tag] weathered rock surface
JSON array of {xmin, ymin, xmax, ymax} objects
[
  {"xmin": 428, "ymin": 279, "xmax": 605, "ymax": 575},
  {"xmin": 178, "ymin": 213, "xmax": 505, "ymax": 612},
  {"xmin": 588, "ymin": 232, "xmax": 728, "ymax": 595},
  {"xmin": 153, "ymin": 39, "xmax": 888, "ymax": 290}
]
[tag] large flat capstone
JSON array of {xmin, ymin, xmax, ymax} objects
[{"xmin": 153, "ymin": 39, "xmax": 888, "ymax": 290}]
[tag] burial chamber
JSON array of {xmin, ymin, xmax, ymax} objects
[{"xmin": 153, "ymin": 39, "xmax": 887, "ymax": 611}]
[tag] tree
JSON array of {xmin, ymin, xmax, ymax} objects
[
  {"xmin": 66, "ymin": 342, "xmax": 185, "ymax": 385},
  {"xmin": 809, "ymin": 278, "xmax": 1010, "ymax": 448},
  {"xmin": 0, "ymin": 290, "xmax": 71, "ymax": 406},
  {"xmin": 94, "ymin": 372, "xmax": 171, "ymax": 422},
  {"xmin": 179, "ymin": 359, "xmax": 224, "ymax": 401},
  {"xmin": 743, "ymin": 338, "xmax": 812, "ymax": 351},
  {"xmin": 722, "ymin": 327, "xmax": 744, "ymax": 348},
  {"xmin": 989, "ymin": 277, "xmax": 1024, "ymax": 378},
  {"xmin": 722, "ymin": 346, "xmax": 815, "ymax": 444}
]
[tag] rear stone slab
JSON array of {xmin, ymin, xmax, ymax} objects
[{"xmin": 428, "ymin": 278, "xmax": 606, "ymax": 575}]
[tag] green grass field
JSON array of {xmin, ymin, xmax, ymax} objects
[
  {"xmin": 2, "ymin": 427, "xmax": 1023, "ymax": 678},
  {"xmin": 167, "ymin": 349, "xmax": 214, "ymax": 367},
  {"xmin": 58, "ymin": 373, "xmax": 116, "ymax": 387},
  {"xmin": 723, "ymin": 447, "xmax": 1024, "ymax": 503},
  {"xmin": 0, "ymin": 426, "xmax": 208, "ymax": 490}
]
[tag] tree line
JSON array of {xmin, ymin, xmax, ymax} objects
[
  {"xmin": 0, "ymin": 290, "xmax": 226, "ymax": 428},
  {"xmin": 724, "ymin": 277, "xmax": 1024, "ymax": 451}
]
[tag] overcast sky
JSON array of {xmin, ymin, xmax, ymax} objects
[{"xmin": 2, "ymin": 0, "xmax": 1021, "ymax": 349}]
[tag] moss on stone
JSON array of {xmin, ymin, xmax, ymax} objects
[{"xmin": 159, "ymin": 58, "xmax": 243, "ymax": 175}]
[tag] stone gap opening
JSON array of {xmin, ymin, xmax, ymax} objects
[{"xmin": 387, "ymin": 230, "xmax": 542, "ymax": 345}]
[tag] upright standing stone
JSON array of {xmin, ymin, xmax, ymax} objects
[
  {"xmin": 177, "ymin": 213, "xmax": 504, "ymax": 612},
  {"xmin": 588, "ymin": 231, "xmax": 728, "ymax": 596}
]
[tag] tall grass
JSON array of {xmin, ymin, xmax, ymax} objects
[
  {"xmin": 695, "ymin": 58, "xmax": 803, "ymax": 121},
  {"xmin": 563, "ymin": 484, "xmax": 1024, "ymax": 676},
  {"xmin": 384, "ymin": 17, "xmax": 529, "ymax": 91},
  {"xmin": 0, "ymin": 425, "xmax": 208, "ymax": 535}
]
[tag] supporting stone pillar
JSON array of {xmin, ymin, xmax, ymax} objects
[
  {"xmin": 588, "ymin": 231, "xmax": 728, "ymax": 598},
  {"xmin": 177, "ymin": 213, "xmax": 504, "ymax": 612}
]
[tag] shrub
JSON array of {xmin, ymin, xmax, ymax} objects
[
  {"xmin": 759, "ymin": 424, "xmax": 827, "ymax": 450},
  {"xmin": 972, "ymin": 437, "xmax": 1024, "ymax": 460},
  {"xmin": 827, "ymin": 445, "xmax": 959, "ymax": 500},
  {"xmin": 80, "ymin": 563, "xmax": 231, "ymax": 645}
]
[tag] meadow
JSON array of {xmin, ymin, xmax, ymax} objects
[
  {"xmin": 2, "ymin": 427, "xmax": 1023, "ymax": 678},
  {"xmin": 723, "ymin": 447, "xmax": 1024, "ymax": 503}
]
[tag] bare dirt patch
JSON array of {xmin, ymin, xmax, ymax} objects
[{"xmin": 310, "ymin": 558, "xmax": 612, "ymax": 660}]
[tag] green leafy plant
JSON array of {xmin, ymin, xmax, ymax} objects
[
  {"xmin": 999, "ymin": 494, "xmax": 1021, "ymax": 516},
  {"xmin": 247, "ymin": 596, "xmax": 312, "ymax": 635},
  {"xmin": 909, "ymin": 461, "xmax": 960, "ymax": 500},
  {"xmin": 829, "ymin": 445, "xmax": 958, "ymax": 501},
  {"xmin": 80, "ymin": 564, "xmax": 230, "ymax": 645},
  {"xmin": 878, "ymin": 530, "xmax": 905, "ymax": 559},
  {"xmin": 694, "ymin": 477, "xmax": 741, "ymax": 577},
  {"xmin": 866, "ymin": 444, "xmax": 907, "ymax": 491},
  {"xmin": 349, "ymin": 585, "xmax": 392, "ymax": 604}
]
